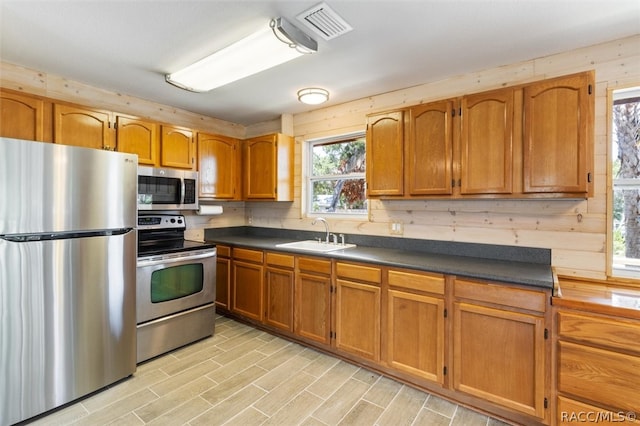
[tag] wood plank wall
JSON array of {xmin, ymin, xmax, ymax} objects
[
  {"xmin": 2, "ymin": 34, "xmax": 639, "ymax": 280},
  {"xmin": 248, "ymin": 34, "xmax": 640, "ymax": 281}
]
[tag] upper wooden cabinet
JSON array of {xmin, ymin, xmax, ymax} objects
[
  {"xmin": 523, "ymin": 71, "xmax": 594, "ymax": 195},
  {"xmin": 0, "ymin": 89, "xmax": 46, "ymax": 142},
  {"xmin": 197, "ymin": 132, "xmax": 241, "ymax": 200},
  {"xmin": 366, "ymin": 111, "xmax": 404, "ymax": 196},
  {"xmin": 366, "ymin": 71, "xmax": 594, "ymax": 199},
  {"xmin": 116, "ymin": 115, "xmax": 158, "ymax": 165},
  {"xmin": 243, "ymin": 133, "xmax": 294, "ymax": 201},
  {"xmin": 407, "ymin": 101, "xmax": 454, "ymax": 196},
  {"xmin": 160, "ymin": 125, "xmax": 194, "ymax": 170},
  {"xmin": 53, "ymin": 103, "xmax": 115, "ymax": 150},
  {"xmin": 460, "ymin": 88, "xmax": 515, "ymax": 195}
]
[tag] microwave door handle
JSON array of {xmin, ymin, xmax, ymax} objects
[
  {"xmin": 137, "ymin": 250, "xmax": 216, "ymax": 267},
  {"xmin": 180, "ymin": 179, "xmax": 186, "ymax": 205}
]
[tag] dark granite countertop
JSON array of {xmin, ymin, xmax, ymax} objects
[{"xmin": 204, "ymin": 227, "xmax": 554, "ymax": 290}]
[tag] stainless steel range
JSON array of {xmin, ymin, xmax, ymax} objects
[{"xmin": 136, "ymin": 214, "xmax": 216, "ymax": 363}]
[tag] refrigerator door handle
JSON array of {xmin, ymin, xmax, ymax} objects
[{"xmin": 0, "ymin": 228, "xmax": 133, "ymax": 242}]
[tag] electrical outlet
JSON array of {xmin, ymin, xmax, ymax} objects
[
  {"xmin": 389, "ymin": 221, "xmax": 404, "ymax": 235},
  {"xmin": 248, "ymin": 216, "xmax": 253, "ymax": 225}
]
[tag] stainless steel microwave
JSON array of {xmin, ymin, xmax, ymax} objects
[{"xmin": 137, "ymin": 166, "xmax": 198, "ymax": 211}]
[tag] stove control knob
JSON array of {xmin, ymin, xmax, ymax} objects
[{"xmin": 170, "ymin": 218, "xmax": 176, "ymax": 223}]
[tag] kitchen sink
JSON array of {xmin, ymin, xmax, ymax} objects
[{"xmin": 275, "ymin": 240, "xmax": 357, "ymax": 252}]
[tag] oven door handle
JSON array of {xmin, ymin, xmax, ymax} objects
[{"xmin": 137, "ymin": 250, "xmax": 216, "ymax": 267}]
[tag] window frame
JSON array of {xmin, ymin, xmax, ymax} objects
[
  {"xmin": 305, "ymin": 131, "xmax": 367, "ymax": 218},
  {"xmin": 608, "ymin": 85, "xmax": 640, "ymax": 282}
]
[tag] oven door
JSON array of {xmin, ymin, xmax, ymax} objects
[{"xmin": 136, "ymin": 248, "xmax": 216, "ymax": 324}]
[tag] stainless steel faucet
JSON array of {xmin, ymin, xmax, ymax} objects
[{"xmin": 312, "ymin": 217, "xmax": 330, "ymax": 243}]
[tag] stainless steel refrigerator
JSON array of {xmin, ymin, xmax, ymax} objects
[{"xmin": 0, "ymin": 137, "xmax": 138, "ymax": 425}]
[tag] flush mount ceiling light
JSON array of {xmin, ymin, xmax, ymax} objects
[
  {"xmin": 297, "ymin": 87, "xmax": 329, "ymax": 105},
  {"xmin": 166, "ymin": 17, "xmax": 317, "ymax": 92}
]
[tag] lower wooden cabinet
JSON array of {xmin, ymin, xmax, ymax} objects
[
  {"xmin": 231, "ymin": 248, "xmax": 264, "ymax": 321},
  {"xmin": 295, "ymin": 256, "xmax": 332, "ymax": 345},
  {"xmin": 557, "ymin": 395, "xmax": 640, "ymax": 425},
  {"xmin": 555, "ymin": 308, "xmax": 640, "ymax": 422},
  {"xmin": 223, "ymin": 246, "xmax": 556, "ymax": 425},
  {"xmin": 264, "ymin": 252, "xmax": 295, "ymax": 332},
  {"xmin": 334, "ymin": 261, "xmax": 381, "ymax": 361},
  {"xmin": 452, "ymin": 278, "xmax": 549, "ymax": 421},
  {"xmin": 215, "ymin": 245, "xmax": 231, "ymax": 311},
  {"xmin": 386, "ymin": 269, "xmax": 445, "ymax": 385}
]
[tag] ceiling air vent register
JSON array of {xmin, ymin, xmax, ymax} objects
[{"xmin": 296, "ymin": 2, "xmax": 353, "ymax": 41}]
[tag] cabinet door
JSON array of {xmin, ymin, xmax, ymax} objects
[
  {"xmin": 296, "ymin": 271, "xmax": 331, "ymax": 345},
  {"xmin": 243, "ymin": 135, "xmax": 277, "ymax": 199},
  {"xmin": 53, "ymin": 104, "xmax": 114, "ymax": 150},
  {"xmin": 523, "ymin": 71, "xmax": 593, "ymax": 194},
  {"xmin": 387, "ymin": 290, "xmax": 445, "ymax": 384},
  {"xmin": 161, "ymin": 125, "xmax": 194, "ymax": 169},
  {"xmin": 0, "ymin": 89, "xmax": 44, "ymax": 141},
  {"xmin": 335, "ymin": 278, "xmax": 381, "ymax": 361},
  {"xmin": 453, "ymin": 302, "xmax": 546, "ymax": 419},
  {"xmin": 232, "ymin": 260, "xmax": 263, "ymax": 322},
  {"xmin": 198, "ymin": 133, "xmax": 240, "ymax": 199},
  {"xmin": 215, "ymin": 254, "xmax": 231, "ymax": 311},
  {"xmin": 116, "ymin": 115, "xmax": 158, "ymax": 165},
  {"xmin": 461, "ymin": 89, "xmax": 513, "ymax": 194},
  {"xmin": 407, "ymin": 101, "xmax": 453, "ymax": 195},
  {"xmin": 295, "ymin": 257, "xmax": 332, "ymax": 345},
  {"xmin": 265, "ymin": 266, "xmax": 294, "ymax": 332},
  {"xmin": 366, "ymin": 111, "xmax": 404, "ymax": 196}
]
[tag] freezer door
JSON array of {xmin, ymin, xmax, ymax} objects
[
  {"xmin": 0, "ymin": 230, "xmax": 137, "ymax": 425},
  {"xmin": 0, "ymin": 137, "xmax": 137, "ymax": 235}
]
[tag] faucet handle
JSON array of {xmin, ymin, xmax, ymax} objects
[
  {"xmin": 339, "ymin": 234, "xmax": 345, "ymax": 245},
  {"xmin": 330, "ymin": 233, "xmax": 338, "ymax": 245}
]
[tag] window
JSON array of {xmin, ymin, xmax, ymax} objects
[
  {"xmin": 307, "ymin": 132, "xmax": 366, "ymax": 215},
  {"xmin": 611, "ymin": 86, "xmax": 640, "ymax": 279}
]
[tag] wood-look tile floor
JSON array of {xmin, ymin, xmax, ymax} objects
[{"xmin": 31, "ymin": 315, "xmax": 508, "ymax": 426}]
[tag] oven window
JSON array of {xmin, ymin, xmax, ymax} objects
[{"xmin": 150, "ymin": 264, "xmax": 203, "ymax": 303}]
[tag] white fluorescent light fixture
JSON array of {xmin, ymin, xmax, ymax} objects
[{"xmin": 166, "ymin": 17, "xmax": 317, "ymax": 92}]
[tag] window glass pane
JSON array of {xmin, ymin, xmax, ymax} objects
[
  {"xmin": 150, "ymin": 264, "xmax": 203, "ymax": 303},
  {"xmin": 308, "ymin": 133, "xmax": 367, "ymax": 216},
  {"xmin": 611, "ymin": 89, "xmax": 640, "ymax": 277},
  {"xmin": 312, "ymin": 138, "xmax": 365, "ymax": 176},
  {"xmin": 311, "ymin": 178, "xmax": 367, "ymax": 213}
]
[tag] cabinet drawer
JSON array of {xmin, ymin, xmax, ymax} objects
[
  {"xmin": 266, "ymin": 252, "xmax": 294, "ymax": 269},
  {"xmin": 388, "ymin": 269, "xmax": 445, "ymax": 295},
  {"xmin": 216, "ymin": 245, "xmax": 231, "ymax": 258},
  {"xmin": 336, "ymin": 262, "xmax": 381, "ymax": 284},
  {"xmin": 557, "ymin": 396, "xmax": 640, "ymax": 425},
  {"xmin": 558, "ymin": 340, "xmax": 640, "ymax": 413},
  {"xmin": 454, "ymin": 278, "xmax": 547, "ymax": 313},
  {"xmin": 297, "ymin": 256, "xmax": 331, "ymax": 275},
  {"xmin": 558, "ymin": 311, "xmax": 640, "ymax": 353},
  {"xmin": 233, "ymin": 247, "xmax": 263, "ymax": 263}
]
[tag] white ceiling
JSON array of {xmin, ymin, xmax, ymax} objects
[{"xmin": 1, "ymin": 0, "xmax": 638, "ymax": 126}]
